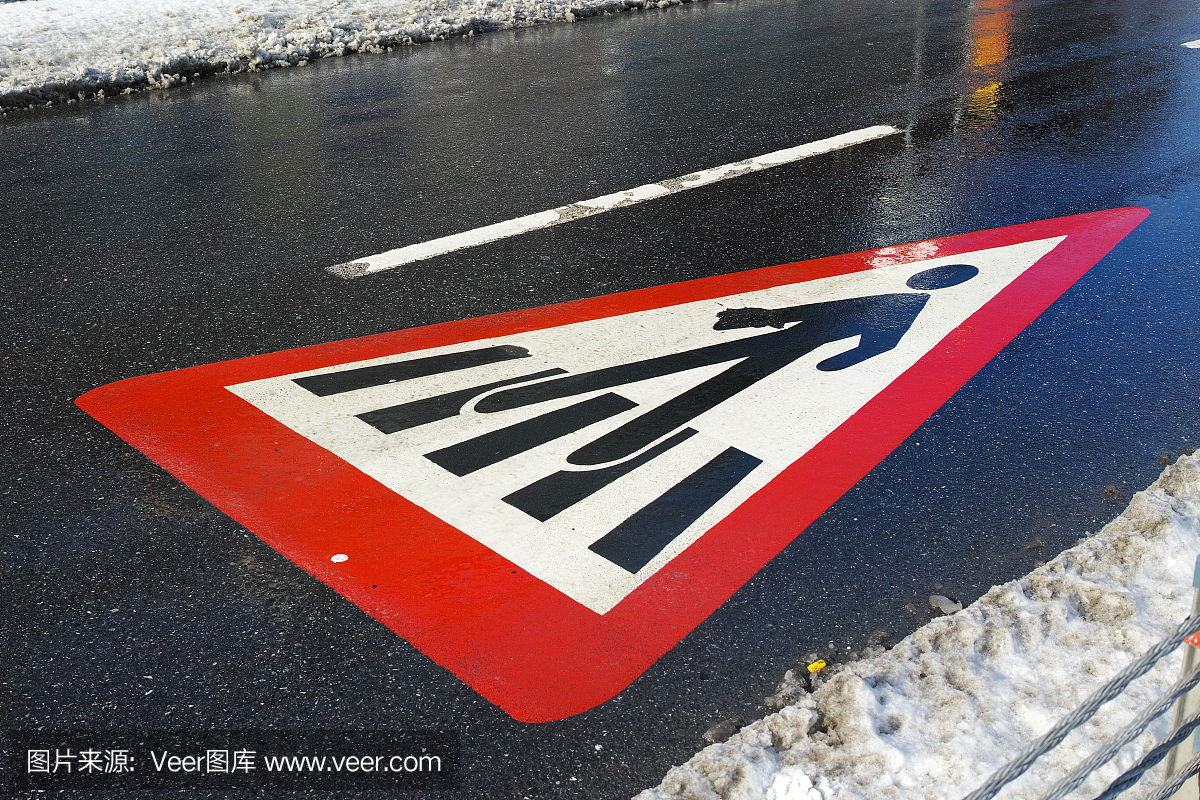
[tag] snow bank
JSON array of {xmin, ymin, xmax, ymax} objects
[
  {"xmin": 0, "ymin": 0, "xmax": 697, "ymax": 110},
  {"xmin": 638, "ymin": 454, "xmax": 1200, "ymax": 800}
]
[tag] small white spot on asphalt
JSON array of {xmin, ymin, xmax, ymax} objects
[
  {"xmin": 331, "ymin": 553, "xmax": 349, "ymax": 563},
  {"xmin": 1184, "ymin": 39, "xmax": 1200, "ymax": 48}
]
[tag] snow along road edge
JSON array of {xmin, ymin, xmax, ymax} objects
[
  {"xmin": 636, "ymin": 454, "xmax": 1200, "ymax": 800},
  {"xmin": 0, "ymin": 0, "xmax": 703, "ymax": 111}
]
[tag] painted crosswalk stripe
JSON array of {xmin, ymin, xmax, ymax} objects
[{"xmin": 326, "ymin": 125, "xmax": 902, "ymax": 279}]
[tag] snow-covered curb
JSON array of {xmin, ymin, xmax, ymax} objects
[
  {"xmin": 638, "ymin": 454, "xmax": 1200, "ymax": 800},
  {"xmin": 0, "ymin": 0, "xmax": 700, "ymax": 110}
]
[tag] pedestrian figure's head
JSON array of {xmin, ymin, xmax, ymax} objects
[{"xmin": 906, "ymin": 263, "xmax": 978, "ymax": 291}]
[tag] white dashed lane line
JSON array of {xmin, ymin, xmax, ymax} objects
[{"xmin": 327, "ymin": 125, "xmax": 902, "ymax": 279}]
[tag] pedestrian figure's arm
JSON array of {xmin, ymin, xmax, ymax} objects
[{"xmin": 714, "ymin": 306, "xmax": 800, "ymax": 330}]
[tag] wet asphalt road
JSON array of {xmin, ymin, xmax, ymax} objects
[{"xmin": 4, "ymin": 0, "xmax": 1200, "ymax": 796}]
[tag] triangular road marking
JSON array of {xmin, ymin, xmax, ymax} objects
[{"xmin": 77, "ymin": 207, "xmax": 1148, "ymax": 722}]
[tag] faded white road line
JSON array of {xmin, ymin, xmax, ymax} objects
[
  {"xmin": 1184, "ymin": 39, "xmax": 1200, "ymax": 48},
  {"xmin": 327, "ymin": 125, "xmax": 902, "ymax": 279}
]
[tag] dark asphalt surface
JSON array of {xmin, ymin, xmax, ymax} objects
[{"xmin": 4, "ymin": 0, "xmax": 1200, "ymax": 796}]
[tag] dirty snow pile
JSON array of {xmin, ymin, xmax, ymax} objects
[
  {"xmin": 638, "ymin": 454, "xmax": 1200, "ymax": 800},
  {"xmin": 0, "ymin": 0, "xmax": 690, "ymax": 109}
]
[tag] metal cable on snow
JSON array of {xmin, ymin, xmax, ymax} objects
[
  {"xmin": 1140, "ymin": 752, "xmax": 1200, "ymax": 800},
  {"xmin": 1091, "ymin": 707, "xmax": 1200, "ymax": 800},
  {"xmin": 960, "ymin": 612, "xmax": 1200, "ymax": 800},
  {"xmin": 1035, "ymin": 665, "xmax": 1200, "ymax": 800}
]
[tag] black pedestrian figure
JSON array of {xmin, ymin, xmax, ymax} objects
[
  {"xmin": 335, "ymin": 262, "xmax": 980, "ymax": 570},
  {"xmin": 475, "ymin": 263, "xmax": 979, "ymax": 467}
]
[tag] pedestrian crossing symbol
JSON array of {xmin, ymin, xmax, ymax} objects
[{"xmin": 77, "ymin": 207, "xmax": 1148, "ymax": 721}]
